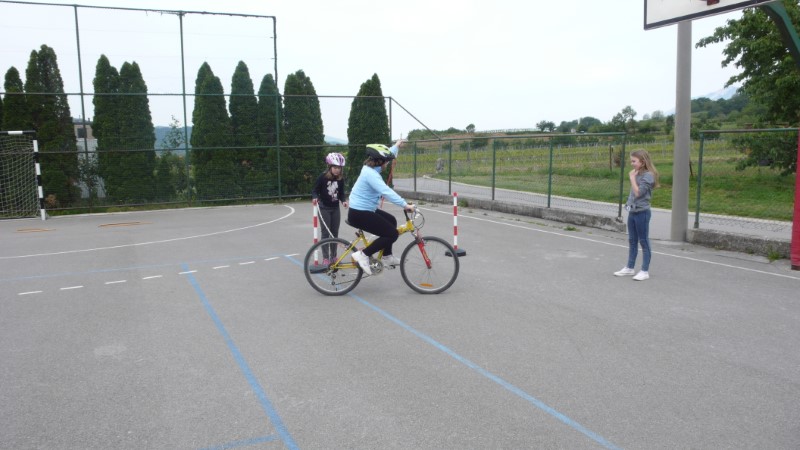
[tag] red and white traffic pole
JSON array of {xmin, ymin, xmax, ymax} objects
[
  {"xmin": 312, "ymin": 199, "xmax": 320, "ymax": 265},
  {"xmin": 452, "ymin": 192, "xmax": 466, "ymax": 256}
]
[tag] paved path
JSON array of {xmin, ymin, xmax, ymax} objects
[{"xmin": 394, "ymin": 176, "xmax": 793, "ymax": 242}]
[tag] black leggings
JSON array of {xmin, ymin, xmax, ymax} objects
[{"xmin": 347, "ymin": 208, "xmax": 399, "ymax": 257}]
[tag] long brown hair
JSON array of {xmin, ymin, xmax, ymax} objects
[{"xmin": 630, "ymin": 149, "xmax": 659, "ymax": 187}]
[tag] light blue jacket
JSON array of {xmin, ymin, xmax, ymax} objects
[{"xmin": 348, "ymin": 144, "xmax": 407, "ymax": 211}]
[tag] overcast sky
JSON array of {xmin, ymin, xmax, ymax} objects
[{"xmin": 0, "ymin": 0, "xmax": 745, "ymax": 140}]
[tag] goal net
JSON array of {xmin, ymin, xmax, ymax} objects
[{"xmin": 0, "ymin": 131, "xmax": 44, "ymax": 220}]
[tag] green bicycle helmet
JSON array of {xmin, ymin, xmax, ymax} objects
[{"xmin": 365, "ymin": 143, "xmax": 395, "ymax": 162}]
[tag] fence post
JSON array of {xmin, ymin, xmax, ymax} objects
[
  {"xmin": 694, "ymin": 132, "xmax": 706, "ymax": 229},
  {"xmin": 491, "ymin": 139, "xmax": 497, "ymax": 201},
  {"xmin": 547, "ymin": 139, "xmax": 554, "ymax": 208},
  {"xmin": 792, "ymin": 129, "xmax": 800, "ymax": 270}
]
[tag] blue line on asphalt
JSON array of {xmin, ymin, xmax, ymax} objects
[
  {"xmin": 350, "ymin": 292, "xmax": 622, "ymax": 450},
  {"xmin": 286, "ymin": 255, "xmax": 620, "ymax": 449},
  {"xmin": 198, "ymin": 434, "xmax": 278, "ymax": 450},
  {"xmin": 183, "ymin": 264, "xmax": 298, "ymax": 450}
]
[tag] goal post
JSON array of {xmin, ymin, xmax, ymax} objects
[{"xmin": 0, "ymin": 130, "xmax": 46, "ymax": 220}]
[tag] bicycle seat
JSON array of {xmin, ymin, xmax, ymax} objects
[{"xmin": 345, "ymin": 219, "xmax": 364, "ymax": 234}]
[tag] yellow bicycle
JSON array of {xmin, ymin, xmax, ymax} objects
[{"xmin": 303, "ymin": 209, "xmax": 460, "ymax": 295}]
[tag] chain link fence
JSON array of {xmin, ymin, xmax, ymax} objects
[{"xmin": 694, "ymin": 128, "xmax": 796, "ymax": 233}]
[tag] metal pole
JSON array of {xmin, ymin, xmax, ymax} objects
[
  {"xmin": 178, "ymin": 12, "xmax": 191, "ymax": 206},
  {"xmin": 413, "ymin": 141, "xmax": 417, "ymax": 192},
  {"xmin": 273, "ymin": 17, "xmax": 281, "ymax": 199},
  {"xmin": 71, "ymin": 5, "xmax": 92, "ymax": 208},
  {"xmin": 491, "ymin": 138, "xmax": 496, "ymax": 201},
  {"xmin": 447, "ymin": 139, "xmax": 452, "ymax": 195},
  {"xmin": 694, "ymin": 132, "xmax": 705, "ymax": 229},
  {"xmin": 671, "ymin": 21, "xmax": 691, "ymax": 241},
  {"xmin": 547, "ymin": 138, "xmax": 554, "ymax": 208},
  {"xmin": 792, "ymin": 129, "xmax": 800, "ymax": 270}
]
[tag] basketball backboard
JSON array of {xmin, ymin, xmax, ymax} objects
[{"xmin": 645, "ymin": 0, "xmax": 778, "ymax": 30}]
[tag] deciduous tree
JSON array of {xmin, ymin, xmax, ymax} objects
[{"xmin": 697, "ymin": 0, "xmax": 800, "ymax": 173}]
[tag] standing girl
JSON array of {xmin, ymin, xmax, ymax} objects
[
  {"xmin": 312, "ymin": 152, "xmax": 348, "ymax": 264},
  {"xmin": 614, "ymin": 149, "xmax": 659, "ymax": 281}
]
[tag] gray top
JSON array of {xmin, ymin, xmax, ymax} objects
[{"xmin": 626, "ymin": 171, "xmax": 655, "ymax": 212}]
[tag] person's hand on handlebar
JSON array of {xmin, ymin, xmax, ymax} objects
[{"xmin": 403, "ymin": 203, "xmax": 415, "ymax": 213}]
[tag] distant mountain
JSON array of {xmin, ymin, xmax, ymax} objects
[
  {"xmin": 325, "ymin": 135, "xmax": 348, "ymax": 145},
  {"xmin": 154, "ymin": 125, "xmax": 192, "ymax": 152},
  {"xmin": 664, "ymin": 85, "xmax": 741, "ymax": 115},
  {"xmin": 702, "ymin": 85, "xmax": 740, "ymax": 101},
  {"xmin": 154, "ymin": 126, "xmax": 347, "ymax": 148}
]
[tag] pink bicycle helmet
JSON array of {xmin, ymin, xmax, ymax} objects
[{"xmin": 325, "ymin": 152, "xmax": 346, "ymax": 167}]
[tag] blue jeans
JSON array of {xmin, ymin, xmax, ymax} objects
[{"xmin": 626, "ymin": 209, "xmax": 652, "ymax": 272}]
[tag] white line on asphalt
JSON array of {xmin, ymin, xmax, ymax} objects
[
  {"xmin": 142, "ymin": 275, "xmax": 163, "ymax": 280},
  {"xmin": 105, "ymin": 280, "xmax": 126, "ymax": 285},
  {"xmin": 60, "ymin": 286, "xmax": 83, "ymax": 290},
  {"xmin": 1, "ymin": 205, "xmax": 296, "ymax": 260},
  {"xmin": 213, "ymin": 265, "xmax": 230, "ymax": 269},
  {"xmin": 19, "ymin": 291, "xmax": 42, "ymax": 295}
]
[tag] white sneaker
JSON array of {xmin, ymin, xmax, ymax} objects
[
  {"xmin": 381, "ymin": 254, "xmax": 401, "ymax": 266},
  {"xmin": 351, "ymin": 250, "xmax": 372, "ymax": 275},
  {"xmin": 614, "ymin": 267, "xmax": 635, "ymax": 277},
  {"xmin": 633, "ymin": 271, "xmax": 650, "ymax": 281}
]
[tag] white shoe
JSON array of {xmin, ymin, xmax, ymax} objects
[
  {"xmin": 633, "ymin": 271, "xmax": 649, "ymax": 281},
  {"xmin": 614, "ymin": 267, "xmax": 635, "ymax": 277},
  {"xmin": 381, "ymin": 254, "xmax": 401, "ymax": 266},
  {"xmin": 351, "ymin": 250, "xmax": 372, "ymax": 275}
]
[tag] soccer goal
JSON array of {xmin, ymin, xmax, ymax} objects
[{"xmin": 0, "ymin": 131, "xmax": 45, "ymax": 220}]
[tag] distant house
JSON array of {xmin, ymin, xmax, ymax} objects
[{"xmin": 72, "ymin": 117, "xmax": 105, "ymax": 198}]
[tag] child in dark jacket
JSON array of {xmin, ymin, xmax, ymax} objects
[{"xmin": 312, "ymin": 152, "xmax": 348, "ymax": 264}]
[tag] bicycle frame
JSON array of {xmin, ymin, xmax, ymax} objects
[
  {"xmin": 317, "ymin": 211, "xmax": 429, "ymax": 270},
  {"xmin": 304, "ymin": 209, "xmax": 458, "ymax": 295}
]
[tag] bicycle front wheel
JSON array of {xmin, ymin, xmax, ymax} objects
[
  {"xmin": 400, "ymin": 236, "xmax": 460, "ymax": 294},
  {"xmin": 304, "ymin": 238, "xmax": 363, "ymax": 296}
]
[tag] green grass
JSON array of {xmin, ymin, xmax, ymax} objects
[{"xmin": 396, "ymin": 138, "xmax": 795, "ymax": 222}]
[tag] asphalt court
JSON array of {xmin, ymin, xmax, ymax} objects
[{"xmin": 1, "ymin": 202, "xmax": 798, "ymax": 449}]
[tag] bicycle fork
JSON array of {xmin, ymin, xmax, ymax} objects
[{"xmin": 413, "ymin": 232, "xmax": 433, "ymax": 269}]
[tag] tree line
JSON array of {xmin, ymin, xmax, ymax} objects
[{"xmin": 1, "ymin": 47, "xmax": 393, "ymax": 207}]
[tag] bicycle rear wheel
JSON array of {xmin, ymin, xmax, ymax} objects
[
  {"xmin": 400, "ymin": 236, "xmax": 459, "ymax": 294},
  {"xmin": 304, "ymin": 238, "xmax": 363, "ymax": 296}
]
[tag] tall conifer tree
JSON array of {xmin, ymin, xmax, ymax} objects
[
  {"xmin": 256, "ymin": 73, "xmax": 283, "ymax": 196},
  {"xmin": 190, "ymin": 63, "xmax": 235, "ymax": 199},
  {"xmin": 283, "ymin": 70, "xmax": 323, "ymax": 195},
  {"xmin": 24, "ymin": 45, "xmax": 79, "ymax": 205},
  {"xmin": 347, "ymin": 73, "xmax": 390, "ymax": 185},
  {"xmin": 92, "ymin": 54, "xmax": 122, "ymax": 200},
  {"xmin": 117, "ymin": 61, "xmax": 157, "ymax": 201},
  {"xmin": 3, "ymin": 67, "xmax": 30, "ymax": 131},
  {"xmin": 229, "ymin": 61, "xmax": 264, "ymax": 196}
]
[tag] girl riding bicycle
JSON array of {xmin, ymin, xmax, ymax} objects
[{"xmin": 347, "ymin": 140, "xmax": 415, "ymax": 275}]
